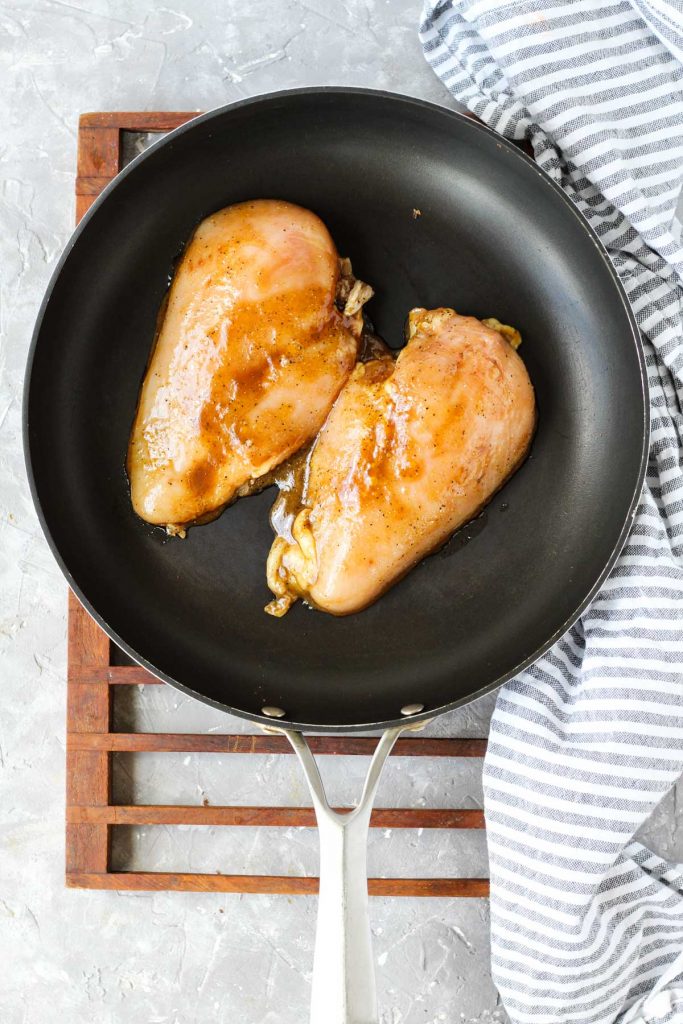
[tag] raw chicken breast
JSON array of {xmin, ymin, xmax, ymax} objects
[
  {"xmin": 128, "ymin": 199, "xmax": 370, "ymax": 533},
  {"xmin": 266, "ymin": 308, "xmax": 536, "ymax": 616}
]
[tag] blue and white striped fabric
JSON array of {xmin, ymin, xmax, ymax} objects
[{"xmin": 419, "ymin": 3, "xmax": 683, "ymax": 1022}]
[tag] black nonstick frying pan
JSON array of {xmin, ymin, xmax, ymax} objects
[
  {"xmin": 25, "ymin": 88, "xmax": 647, "ymax": 732},
  {"xmin": 24, "ymin": 89, "xmax": 648, "ymax": 1022}
]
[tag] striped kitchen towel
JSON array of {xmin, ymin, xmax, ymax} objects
[{"xmin": 419, "ymin": 3, "xmax": 683, "ymax": 1023}]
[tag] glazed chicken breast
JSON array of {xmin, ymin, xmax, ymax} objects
[
  {"xmin": 128, "ymin": 199, "xmax": 371, "ymax": 534},
  {"xmin": 266, "ymin": 309, "xmax": 536, "ymax": 616}
]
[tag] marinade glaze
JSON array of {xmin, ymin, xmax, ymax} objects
[
  {"xmin": 128, "ymin": 200, "xmax": 372, "ymax": 535},
  {"xmin": 266, "ymin": 310, "xmax": 535, "ymax": 616}
]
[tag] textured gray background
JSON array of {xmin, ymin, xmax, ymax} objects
[{"xmin": 1, "ymin": 2, "xmax": 680, "ymax": 1022}]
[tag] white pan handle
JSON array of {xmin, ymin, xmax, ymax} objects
[{"xmin": 286, "ymin": 727, "xmax": 406, "ymax": 1024}]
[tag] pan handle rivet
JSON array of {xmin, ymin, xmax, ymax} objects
[
  {"xmin": 262, "ymin": 705, "xmax": 287, "ymax": 718},
  {"xmin": 401, "ymin": 703, "xmax": 425, "ymax": 716}
]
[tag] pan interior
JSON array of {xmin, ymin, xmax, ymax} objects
[{"xmin": 26, "ymin": 91, "xmax": 645, "ymax": 729}]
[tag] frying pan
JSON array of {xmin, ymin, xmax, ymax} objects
[{"xmin": 24, "ymin": 89, "xmax": 648, "ymax": 1023}]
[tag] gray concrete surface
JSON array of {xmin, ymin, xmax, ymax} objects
[{"xmin": 1, "ymin": 2, "xmax": 680, "ymax": 1023}]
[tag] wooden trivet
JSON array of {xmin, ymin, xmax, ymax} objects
[{"xmin": 66, "ymin": 111, "xmax": 489, "ymax": 896}]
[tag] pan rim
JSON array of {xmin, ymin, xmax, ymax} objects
[{"xmin": 23, "ymin": 86, "xmax": 649, "ymax": 733}]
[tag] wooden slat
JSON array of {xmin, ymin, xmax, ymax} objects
[
  {"xmin": 68, "ymin": 590, "xmax": 110, "ymax": 669},
  {"xmin": 72, "ymin": 665, "xmax": 162, "ymax": 685},
  {"xmin": 66, "ymin": 751, "xmax": 110, "ymax": 806},
  {"xmin": 67, "ymin": 684, "xmax": 112, "ymax": 734},
  {"xmin": 65, "ymin": 826, "xmax": 109, "ymax": 876},
  {"xmin": 74, "ymin": 174, "xmax": 113, "ymax": 205},
  {"xmin": 68, "ymin": 733, "xmax": 487, "ymax": 757},
  {"xmin": 67, "ymin": 123, "xmax": 121, "ymax": 877},
  {"xmin": 76, "ymin": 175, "xmax": 116, "ymax": 196},
  {"xmin": 66, "ymin": 591, "xmax": 112, "ymax": 874},
  {"xmin": 68, "ymin": 805, "xmax": 485, "ymax": 829},
  {"xmin": 77, "ymin": 127, "xmax": 119, "ymax": 179},
  {"xmin": 67, "ymin": 872, "xmax": 490, "ymax": 897},
  {"xmin": 80, "ymin": 111, "xmax": 198, "ymax": 130},
  {"xmin": 76, "ymin": 194, "xmax": 97, "ymax": 222}
]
